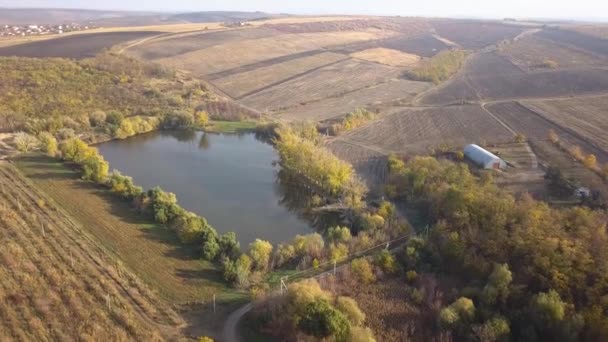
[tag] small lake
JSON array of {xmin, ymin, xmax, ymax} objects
[{"xmin": 97, "ymin": 130, "xmax": 314, "ymax": 246}]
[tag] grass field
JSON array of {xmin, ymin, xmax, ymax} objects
[
  {"xmin": 351, "ymin": 47, "xmax": 421, "ymax": 67},
  {"xmin": 14, "ymin": 155, "xmax": 242, "ymax": 305},
  {"xmin": 0, "ymin": 161, "xmax": 182, "ymax": 340},
  {"xmin": 205, "ymin": 121, "xmax": 258, "ymax": 133},
  {"xmin": 212, "ymin": 52, "xmax": 348, "ymax": 99}
]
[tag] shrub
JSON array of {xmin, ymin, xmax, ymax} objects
[
  {"xmin": 147, "ymin": 187, "xmax": 183, "ymax": 223},
  {"xmin": 584, "ymin": 154, "xmax": 597, "ymax": 169},
  {"xmin": 37, "ymin": 132, "xmax": 58, "ymax": 156},
  {"xmin": 329, "ymin": 243, "xmax": 349, "ymax": 262},
  {"xmin": 351, "ymin": 258, "xmax": 376, "ymax": 284},
  {"xmin": 406, "ymin": 270, "xmax": 418, "ymax": 283},
  {"xmin": 335, "ymin": 296, "xmax": 366, "ymax": 326},
  {"xmin": 514, "ymin": 133, "xmax": 526, "ymax": 143},
  {"xmin": 293, "ymin": 233, "xmax": 325, "ymax": 259},
  {"xmin": 14, "ymin": 132, "xmax": 38, "ymax": 152},
  {"xmin": 107, "ymin": 170, "xmax": 143, "ymax": 198},
  {"xmin": 548, "ymin": 129, "xmax": 559, "ymax": 144},
  {"xmin": 195, "ymin": 111, "xmax": 209, "ymax": 127},
  {"xmin": 218, "ymin": 232, "xmax": 240, "ymax": 260},
  {"xmin": 348, "ymin": 327, "xmax": 376, "ymax": 342},
  {"xmin": 375, "ymin": 250, "xmax": 397, "ymax": 274},
  {"xmin": 105, "ymin": 110, "xmax": 124, "ymax": 126},
  {"xmin": 327, "ymin": 226, "xmax": 352, "ymax": 244},
  {"xmin": 89, "ymin": 110, "xmax": 107, "ymax": 127}
]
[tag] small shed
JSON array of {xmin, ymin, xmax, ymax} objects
[{"xmin": 464, "ymin": 144, "xmax": 506, "ymax": 169}]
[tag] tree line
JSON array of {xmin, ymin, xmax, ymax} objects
[{"xmin": 386, "ymin": 154, "xmax": 608, "ymax": 341}]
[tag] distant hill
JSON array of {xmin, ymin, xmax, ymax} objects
[
  {"xmin": 169, "ymin": 11, "xmax": 275, "ymax": 23},
  {"xmin": 0, "ymin": 8, "xmax": 161, "ymax": 25},
  {"xmin": 0, "ymin": 8, "xmax": 277, "ymax": 26}
]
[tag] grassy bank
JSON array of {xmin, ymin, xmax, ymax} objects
[
  {"xmin": 14, "ymin": 154, "xmax": 244, "ymax": 305},
  {"xmin": 205, "ymin": 120, "xmax": 258, "ymax": 133}
]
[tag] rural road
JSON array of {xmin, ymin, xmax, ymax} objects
[{"xmin": 222, "ymin": 302, "xmax": 253, "ymax": 342}]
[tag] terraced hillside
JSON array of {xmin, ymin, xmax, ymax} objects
[{"xmin": 0, "ymin": 161, "xmax": 182, "ymax": 340}]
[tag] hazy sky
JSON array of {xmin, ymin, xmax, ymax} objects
[{"xmin": 1, "ymin": 0, "xmax": 607, "ymax": 20}]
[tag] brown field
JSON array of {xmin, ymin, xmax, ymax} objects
[
  {"xmin": 335, "ymin": 105, "xmax": 513, "ymax": 155},
  {"xmin": 538, "ymin": 28, "xmax": 608, "ymax": 57},
  {"xmin": 127, "ymin": 27, "xmax": 280, "ymax": 60},
  {"xmin": 0, "ymin": 31, "xmax": 161, "ymax": 59},
  {"xmin": 523, "ymin": 95, "xmax": 608, "ymax": 153},
  {"xmin": 331, "ymin": 34, "xmax": 448, "ymax": 57},
  {"xmin": 498, "ymin": 34, "xmax": 607, "ymax": 70},
  {"xmin": 212, "ymin": 52, "xmax": 348, "ymax": 99},
  {"xmin": 275, "ymin": 79, "xmax": 431, "ymax": 121},
  {"xmin": 240, "ymin": 59, "xmax": 400, "ymax": 111},
  {"xmin": 0, "ymin": 161, "xmax": 182, "ymax": 340},
  {"xmin": 431, "ymin": 19, "xmax": 524, "ymax": 49},
  {"xmin": 198, "ymin": 99, "xmax": 261, "ymax": 121},
  {"xmin": 418, "ymin": 52, "xmax": 608, "ymax": 105},
  {"xmin": 485, "ymin": 101, "xmax": 608, "ymax": 164},
  {"xmin": 152, "ymin": 29, "xmax": 398, "ymax": 76},
  {"xmin": 351, "ymin": 48, "xmax": 421, "ymax": 67}
]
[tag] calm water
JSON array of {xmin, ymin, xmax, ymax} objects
[{"xmin": 97, "ymin": 130, "xmax": 314, "ymax": 246}]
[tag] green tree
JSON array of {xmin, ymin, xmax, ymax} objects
[
  {"xmin": 298, "ymin": 298, "xmax": 351, "ymax": 341},
  {"xmin": 219, "ymin": 232, "xmax": 240, "ymax": 259},
  {"xmin": 482, "ymin": 263, "xmax": 512, "ymax": 305}
]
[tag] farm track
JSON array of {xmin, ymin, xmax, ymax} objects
[{"xmin": 0, "ymin": 161, "xmax": 183, "ymax": 340}]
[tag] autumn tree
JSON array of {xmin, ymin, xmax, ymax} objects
[
  {"xmin": 249, "ymin": 239, "xmax": 273, "ymax": 271},
  {"xmin": 37, "ymin": 132, "xmax": 58, "ymax": 156}
]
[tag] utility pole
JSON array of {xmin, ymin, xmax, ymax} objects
[
  {"xmin": 70, "ymin": 250, "xmax": 74, "ymax": 268},
  {"xmin": 106, "ymin": 294, "xmax": 111, "ymax": 311},
  {"xmin": 280, "ymin": 277, "xmax": 288, "ymax": 295},
  {"xmin": 333, "ymin": 261, "xmax": 337, "ymax": 276},
  {"xmin": 213, "ymin": 294, "xmax": 216, "ymax": 314}
]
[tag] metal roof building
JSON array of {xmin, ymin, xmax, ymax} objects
[{"xmin": 464, "ymin": 144, "xmax": 506, "ymax": 169}]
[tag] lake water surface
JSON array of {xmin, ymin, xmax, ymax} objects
[{"xmin": 97, "ymin": 130, "xmax": 314, "ymax": 246}]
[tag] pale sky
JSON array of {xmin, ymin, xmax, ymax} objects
[{"xmin": 0, "ymin": 0, "xmax": 606, "ymax": 21}]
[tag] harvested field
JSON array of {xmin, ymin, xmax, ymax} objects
[
  {"xmin": 523, "ymin": 95, "xmax": 608, "ymax": 153},
  {"xmin": 569, "ymin": 25, "xmax": 608, "ymax": 40},
  {"xmin": 485, "ymin": 101, "xmax": 608, "ymax": 164},
  {"xmin": 263, "ymin": 17, "xmax": 431, "ymax": 35},
  {"xmin": 498, "ymin": 34, "xmax": 607, "ymax": 70},
  {"xmin": 327, "ymin": 139, "xmax": 388, "ymax": 190},
  {"xmin": 15, "ymin": 155, "xmax": 238, "ymax": 304},
  {"xmin": 418, "ymin": 52, "xmax": 608, "ymax": 105},
  {"xmin": 0, "ymin": 161, "xmax": 181, "ymax": 340},
  {"xmin": 351, "ymin": 48, "xmax": 420, "ymax": 67},
  {"xmin": 127, "ymin": 27, "xmax": 281, "ymax": 60},
  {"xmin": 275, "ymin": 79, "xmax": 431, "ymax": 121},
  {"xmin": 240, "ymin": 59, "xmax": 400, "ymax": 111},
  {"xmin": 154, "ymin": 29, "xmax": 397, "ymax": 76},
  {"xmin": 538, "ymin": 28, "xmax": 608, "ymax": 57},
  {"xmin": 431, "ymin": 20, "xmax": 524, "ymax": 49},
  {"xmin": 334, "ymin": 105, "xmax": 513, "ymax": 155},
  {"xmin": 212, "ymin": 52, "xmax": 348, "ymax": 99},
  {"xmin": 331, "ymin": 34, "xmax": 447, "ymax": 57},
  {"xmin": 0, "ymin": 31, "xmax": 161, "ymax": 59}
]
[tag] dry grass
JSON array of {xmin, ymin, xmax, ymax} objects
[
  {"xmin": 212, "ymin": 52, "xmax": 348, "ymax": 98},
  {"xmin": 252, "ymin": 16, "xmax": 371, "ymax": 25},
  {"xmin": 0, "ymin": 161, "xmax": 182, "ymax": 340},
  {"xmin": 351, "ymin": 48, "xmax": 421, "ymax": 67},
  {"xmin": 14, "ymin": 154, "xmax": 241, "ymax": 305},
  {"xmin": 568, "ymin": 24, "xmax": 608, "ymax": 40},
  {"xmin": 155, "ymin": 29, "xmax": 398, "ymax": 76}
]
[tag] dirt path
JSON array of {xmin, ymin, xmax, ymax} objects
[{"xmin": 222, "ymin": 303, "xmax": 253, "ymax": 342}]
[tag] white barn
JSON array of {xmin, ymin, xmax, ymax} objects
[{"xmin": 463, "ymin": 144, "xmax": 506, "ymax": 169}]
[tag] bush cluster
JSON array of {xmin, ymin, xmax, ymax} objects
[{"xmin": 404, "ymin": 49, "xmax": 468, "ymax": 84}]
